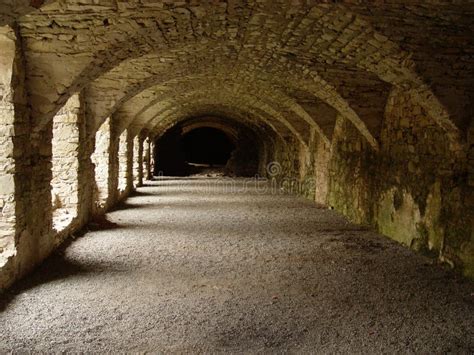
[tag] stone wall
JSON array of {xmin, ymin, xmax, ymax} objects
[
  {"xmin": 278, "ymin": 88, "xmax": 474, "ymax": 278},
  {"xmin": 0, "ymin": 102, "xmax": 142, "ymax": 292},
  {"xmin": 1, "ymin": 0, "xmax": 473, "ymax": 290},
  {"xmin": 0, "ymin": 26, "xmax": 17, "ymax": 267},
  {"xmin": 224, "ymin": 129, "xmax": 260, "ymax": 177},
  {"xmin": 375, "ymin": 88, "xmax": 472, "ymax": 277}
]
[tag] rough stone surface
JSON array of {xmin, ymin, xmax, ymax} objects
[
  {"xmin": 0, "ymin": 179, "xmax": 473, "ymax": 353},
  {"xmin": 0, "ymin": 0, "xmax": 473, "ymax": 292},
  {"xmin": 320, "ymin": 88, "xmax": 473, "ymax": 278},
  {"xmin": 117, "ymin": 130, "xmax": 128, "ymax": 197},
  {"xmin": 0, "ymin": 26, "xmax": 17, "ymax": 267},
  {"xmin": 132, "ymin": 135, "xmax": 141, "ymax": 188},
  {"xmin": 91, "ymin": 117, "xmax": 111, "ymax": 213},
  {"xmin": 51, "ymin": 94, "xmax": 80, "ymax": 232}
]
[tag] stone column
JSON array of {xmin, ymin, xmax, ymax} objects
[
  {"xmin": 143, "ymin": 137, "xmax": 151, "ymax": 182},
  {"xmin": 0, "ymin": 25, "xmax": 41, "ymax": 290},
  {"xmin": 91, "ymin": 117, "xmax": 111, "ymax": 214},
  {"xmin": 150, "ymin": 139, "xmax": 156, "ymax": 179},
  {"xmin": 108, "ymin": 116, "xmax": 120, "ymax": 206},
  {"xmin": 76, "ymin": 93, "xmax": 95, "ymax": 228},
  {"xmin": 51, "ymin": 94, "xmax": 81, "ymax": 234},
  {"xmin": 126, "ymin": 130, "xmax": 134, "ymax": 194},
  {"xmin": 116, "ymin": 129, "xmax": 129, "ymax": 200},
  {"xmin": 133, "ymin": 135, "xmax": 141, "ymax": 188}
]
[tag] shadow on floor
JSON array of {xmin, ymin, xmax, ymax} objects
[
  {"xmin": 0, "ymin": 255, "xmax": 95, "ymax": 312},
  {"xmin": 128, "ymin": 190, "xmax": 156, "ymax": 197},
  {"xmin": 0, "ymin": 214, "xmax": 125, "ymax": 311}
]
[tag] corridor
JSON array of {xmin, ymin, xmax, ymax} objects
[{"xmin": 1, "ymin": 178, "xmax": 473, "ymax": 353}]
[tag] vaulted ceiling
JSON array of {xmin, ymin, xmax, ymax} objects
[{"xmin": 2, "ymin": 0, "xmax": 473, "ymax": 148}]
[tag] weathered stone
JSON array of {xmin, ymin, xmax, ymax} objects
[
  {"xmin": 0, "ymin": 175, "xmax": 14, "ymax": 195},
  {"xmin": 1, "ymin": 0, "xmax": 474, "ymax": 292}
]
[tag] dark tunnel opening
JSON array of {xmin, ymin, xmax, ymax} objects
[
  {"xmin": 153, "ymin": 121, "xmax": 260, "ymax": 177},
  {"xmin": 182, "ymin": 127, "xmax": 235, "ymax": 166}
]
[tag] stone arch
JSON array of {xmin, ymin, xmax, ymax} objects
[
  {"xmin": 151, "ymin": 113, "xmax": 273, "ymax": 178},
  {"xmin": 115, "ymin": 87, "xmax": 303, "ymax": 146},
  {"xmin": 86, "ymin": 51, "xmax": 377, "ymax": 148},
  {"xmin": 181, "ymin": 118, "xmax": 241, "ymax": 144},
  {"xmin": 97, "ymin": 73, "xmax": 337, "ymax": 147},
  {"xmin": 120, "ymin": 85, "xmax": 312, "ymax": 146},
  {"xmin": 21, "ymin": 2, "xmax": 462, "ymax": 150},
  {"xmin": 149, "ymin": 105, "xmax": 286, "ymax": 179}
]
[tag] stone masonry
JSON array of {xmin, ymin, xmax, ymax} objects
[{"xmin": 0, "ymin": 1, "xmax": 473, "ymax": 290}]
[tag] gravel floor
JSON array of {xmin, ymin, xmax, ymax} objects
[{"xmin": 1, "ymin": 178, "xmax": 473, "ymax": 353}]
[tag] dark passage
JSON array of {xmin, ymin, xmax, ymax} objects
[
  {"xmin": 154, "ymin": 126, "xmax": 236, "ymax": 176},
  {"xmin": 182, "ymin": 127, "xmax": 235, "ymax": 166},
  {"xmin": 153, "ymin": 126, "xmax": 186, "ymax": 176}
]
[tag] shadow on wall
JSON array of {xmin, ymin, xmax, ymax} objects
[{"xmin": 283, "ymin": 88, "xmax": 474, "ymax": 279}]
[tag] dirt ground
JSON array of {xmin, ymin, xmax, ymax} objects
[{"xmin": 1, "ymin": 178, "xmax": 473, "ymax": 353}]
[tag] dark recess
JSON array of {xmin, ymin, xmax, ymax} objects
[{"xmin": 154, "ymin": 126, "xmax": 235, "ymax": 176}]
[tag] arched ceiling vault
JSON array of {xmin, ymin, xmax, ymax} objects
[
  {"xmin": 180, "ymin": 117, "xmax": 244, "ymax": 145},
  {"xmin": 151, "ymin": 103, "xmax": 287, "ymax": 141},
  {"xmin": 149, "ymin": 105, "xmax": 286, "ymax": 148},
  {"xmin": 114, "ymin": 75, "xmax": 333, "ymax": 146},
  {"xmin": 117, "ymin": 92, "xmax": 298, "ymax": 146},
  {"xmin": 152, "ymin": 100, "xmax": 291, "ymax": 140},
  {"xmin": 155, "ymin": 113, "xmax": 277, "ymax": 149},
  {"xmin": 85, "ymin": 46, "xmax": 379, "ymax": 148},
  {"xmin": 12, "ymin": 0, "xmax": 474, "ymax": 150}
]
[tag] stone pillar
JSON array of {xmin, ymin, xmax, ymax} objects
[
  {"xmin": 468, "ymin": 122, "xmax": 474, "ymax": 188},
  {"xmin": 0, "ymin": 25, "xmax": 36, "ymax": 290},
  {"xmin": 51, "ymin": 94, "xmax": 81, "ymax": 233},
  {"xmin": 133, "ymin": 135, "xmax": 141, "ymax": 188},
  {"xmin": 108, "ymin": 118, "xmax": 120, "ymax": 206},
  {"xmin": 117, "ymin": 129, "xmax": 129, "ymax": 199},
  {"xmin": 0, "ymin": 25, "xmax": 58, "ymax": 290},
  {"xmin": 27, "ymin": 127, "xmax": 55, "ymax": 266},
  {"xmin": 137, "ymin": 134, "xmax": 146, "ymax": 187},
  {"xmin": 126, "ymin": 130, "xmax": 134, "ymax": 194},
  {"xmin": 76, "ymin": 94, "xmax": 95, "ymax": 229},
  {"xmin": 143, "ymin": 137, "xmax": 151, "ymax": 182},
  {"xmin": 313, "ymin": 135, "xmax": 331, "ymax": 205},
  {"xmin": 91, "ymin": 117, "xmax": 111, "ymax": 214},
  {"xmin": 150, "ymin": 139, "xmax": 156, "ymax": 178}
]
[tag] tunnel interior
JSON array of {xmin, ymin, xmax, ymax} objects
[
  {"xmin": 0, "ymin": 4, "xmax": 474, "ymax": 344},
  {"xmin": 154, "ymin": 118, "xmax": 261, "ymax": 177},
  {"xmin": 182, "ymin": 127, "xmax": 235, "ymax": 166}
]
